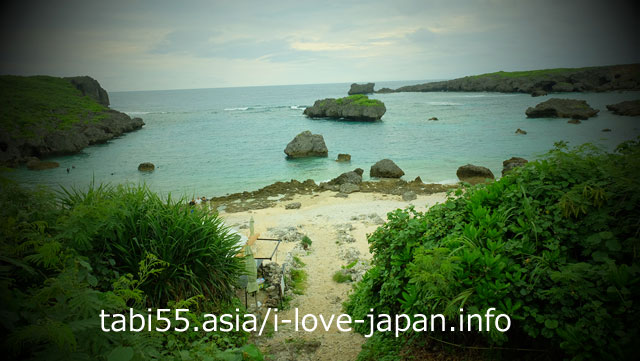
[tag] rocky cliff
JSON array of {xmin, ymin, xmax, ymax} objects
[
  {"xmin": 380, "ymin": 64, "xmax": 640, "ymax": 94},
  {"xmin": 0, "ymin": 75, "xmax": 144, "ymax": 167}
]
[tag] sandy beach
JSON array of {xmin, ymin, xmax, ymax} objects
[{"xmin": 221, "ymin": 190, "xmax": 448, "ymax": 361}]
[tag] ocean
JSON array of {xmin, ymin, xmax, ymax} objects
[{"xmin": 9, "ymin": 81, "xmax": 640, "ymax": 198}]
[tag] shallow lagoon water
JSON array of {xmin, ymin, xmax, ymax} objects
[{"xmin": 10, "ymin": 81, "xmax": 640, "ymax": 198}]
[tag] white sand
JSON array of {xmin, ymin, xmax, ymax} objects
[{"xmin": 221, "ymin": 191, "xmax": 448, "ymax": 361}]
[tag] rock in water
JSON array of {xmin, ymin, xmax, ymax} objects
[
  {"xmin": 531, "ymin": 89, "xmax": 548, "ymax": 97},
  {"xmin": 354, "ymin": 168, "xmax": 364, "ymax": 176},
  {"xmin": 568, "ymin": 119, "xmax": 581, "ymax": 124},
  {"xmin": 65, "ymin": 76, "xmax": 110, "ymax": 106},
  {"xmin": 515, "ymin": 128, "xmax": 527, "ymax": 135},
  {"xmin": 336, "ymin": 153, "xmax": 351, "ymax": 162},
  {"xmin": 284, "ymin": 131, "xmax": 328, "ymax": 158},
  {"xmin": 606, "ymin": 99, "xmax": 640, "ymax": 116},
  {"xmin": 525, "ymin": 98, "xmax": 599, "ymax": 119},
  {"xmin": 138, "ymin": 162, "xmax": 155, "ymax": 172},
  {"xmin": 502, "ymin": 157, "xmax": 528, "ymax": 176},
  {"xmin": 428, "ymin": 117, "xmax": 438, "ymax": 121},
  {"xmin": 303, "ymin": 95, "xmax": 386, "ymax": 121},
  {"xmin": 26, "ymin": 159, "xmax": 59, "ymax": 170},
  {"xmin": 456, "ymin": 164, "xmax": 495, "ymax": 184},
  {"xmin": 370, "ymin": 159, "xmax": 404, "ymax": 178},
  {"xmin": 348, "ymin": 83, "xmax": 375, "ymax": 95}
]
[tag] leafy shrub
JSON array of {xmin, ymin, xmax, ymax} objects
[
  {"xmin": 301, "ymin": 236, "xmax": 312, "ymax": 250},
  {"xmin": 332, "ymin": 270, "xmax": 352, "ymax": 283},
  {"xmin": 345, "ymin": 140, "xmax": 640, "ymax": 360},
  {"xmin": 57, "ymin": 183, "xmax": 244, "ymax": 306},
  {"xmin": 0, "ymin": 180, "xmax": 261, "ymax": 360},
  {"xmin": 289, "ymin": 269, "xmax": 308, "ymax": 295}
]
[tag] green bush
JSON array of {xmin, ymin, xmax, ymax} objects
[
  {"xmin": 0, "ymin": 180, "xmax": 260, "ymax": 360},
  {"xmin": 345, "ymin": 140, "xmax": 640, "ymax": 360},
  {"xmin": 57, "ymin": 183, "xmax": 244, "ymax": 306},
  {"xmin": 332, "ymin": 270, "xmax": 352, "ymax": 283}
]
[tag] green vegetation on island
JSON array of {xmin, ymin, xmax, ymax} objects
[
  {"xmin": 303, "ymin": 94, "xmax": 387, "ymax": 121},
  {"xmin": 345, "ymin": 139, "xmax": 640, "ymax": 360}
]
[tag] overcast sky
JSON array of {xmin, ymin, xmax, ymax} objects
[{"xmin": 1, "ymin": 0, "xmax": 638, "ymax": 91}]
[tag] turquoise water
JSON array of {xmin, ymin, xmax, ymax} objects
[{"xmin": 10, "ymin": 81, "xmax": 640, "ymax": 198}]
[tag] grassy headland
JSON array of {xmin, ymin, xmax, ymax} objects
[{"xmin": 0, "ymin": 75, "xmax": 144, "ymax": 167}]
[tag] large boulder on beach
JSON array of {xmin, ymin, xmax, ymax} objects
[
  {"xmin": 502, "ymin": 157, "xmax": 528, "ymax": 177},
  {"xmin": 329, "ymin": 169, "xmax": 362, "ymax": 186},
  {"xmin": 284, "ymin": 131, "xmax": 328, "ymax": 158},
  {"xmin": 370, "ymin": 159, "xmax": 404, "ymax": 178},
  {"xmin": 456, "ymin": 164, "xmax": 494, "ymax": 184},
  {"xmin": 348, "ymin": 83, "xmax": 375, "ymax": 95},
  {"xmin": 525, "ymin": 98, "xmax": 599, "ymax": 120},
  {"xmin": 606, "ymin": 100, "xmax": 640, "ymax": 116},
  {"xmin": 303, "ymin": 95, "xmax": 386, "ymax": 121}
]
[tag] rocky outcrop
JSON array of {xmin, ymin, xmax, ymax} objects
[
  {"xmin": 0, "ymin": 75, "xmax": 145, "ymax": 167},
  {"xmin": 328, "ymin": 169, "xmax": 362, "ymax": 186},
  {"xmin": 26, "ymin": 159, "xmax": 59, "ymax": 170},
  {"xmin": 303, "ymin": 95, "xmax": 386, "ymax": 121},
  {"xmin": 65, "ymin": 76, "xmax": 110, "ymax": 106},
  {"xmin": 502, "ymin": 157, "xmax": 528, "ymax": 177},
  {"xmin": 284, "ymin": 131, "xmax": 328, "ymax": 158},
  {"xmin": 606, "ymin": 100, "xmax": 640, "ymax": 116},
  {"xmin": 336, "ymin": 153, "xmax": 351, "ymax": 162},
  {"xmin": 456, "ymin": 164, "xmax": 495, "ymax": 184},
  {"xmin": 526, "ymin": 98, "xmax": 599, "ymax": 119},
  {"xmin": 138, "ymin": 162, "xmax": 155, "ymax": 172},
  {"xmin": 348, "ymin": 83, "xmax": 375, "ymax": 95},
  {"xmin": 375, "ymin": 64, "xmax": 640, "ymax": 94},
  {"xmin": 370, "ymin": 159, "xmax": 404, "ymax": 178}
]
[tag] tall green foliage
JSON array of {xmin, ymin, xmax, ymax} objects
[
  {"xmin": 345, "ymin": 140, "xmax": 640, "ymax": 360},
  {"xmin": 0, "ymin": 180, "xmax": 259, "ymax": 360}
]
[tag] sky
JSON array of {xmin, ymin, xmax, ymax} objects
[{"xmin": 1, "ymin": 0, "xmax": 638, "ymax": 91}]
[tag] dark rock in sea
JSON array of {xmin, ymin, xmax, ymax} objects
[
  {"xmin": 327, "ymin": 169, "xmax": 362, "ymax": 186},
  {"xmin": 456, "ymin": 164, "xmax": 495, "ymax": 184},
  {"xmin": 65, "ymin": 75, "xmax": 110, "ymax": 106},
  {"xmin": 348, "ymin": 83, "xmax": 375, "ymax": 95},
  {"xmin": 526, "ymin": 98, "xmax": 599, "ymax": 120},
  {"xmin": 370, "ymin": 159, "xmax": 404, "ymax": 178},
  {"xmin": 411, "ymin": 176, "xmax": 423, "ymax": 184},
  {"xmin": 354, "ymin": 168, "xmax": 364, "ymax": 176},
  {"xmin": 26, "ymin": 159, "xmax": 59, "ymax": 170},
  {"xmin": 285, "ymin": 202, "xmax": 301, "ymax": 210},
  {"xmin": 336, "ymin": 153, "xmax": 351, "ymax": 162},
  {"xmin": 402, "ymin": 191, "xmax": 417, "ymax": 201},
  {"xmin": 531, "ymin": 89, "xmax": 548, "ymax": 97},
  {"xmin": 568, "ymin": 119, "xmax": 581, "ymax": 124},
  {"xmin": 606, "ymin": 99, "xmax": 640, "ymax": 116},
  {"xmin": 502, "ymin": 157, "xmax": 528, "ymax": 177},
  {"xmin": 602, "ymin": 128, "xmax": 612, "ymax": 132},
  {"xmin": 515, "ymin": 128, "xmax": 527, "ymax": 135},
  {"xmin": 339, "ymin": 183, "xmax": 360, "ymax": 194},
  {"xmin": 303, "ymin": 95, "xmax": 386, "ymax": 121},
  {"xmin": 284, "ymin": 131, "xmax": 328, "ymax": 158},
  {"xmin": 138, "ymin": 162, "xmax": 155, "ymax": 172},
  {"xmin": 429, "ymin": 117, "xmax": 438, "ymax": 121},
  {"xmin": 375, "ymin": 87, "xmax": 394, "ymax": 94}
]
